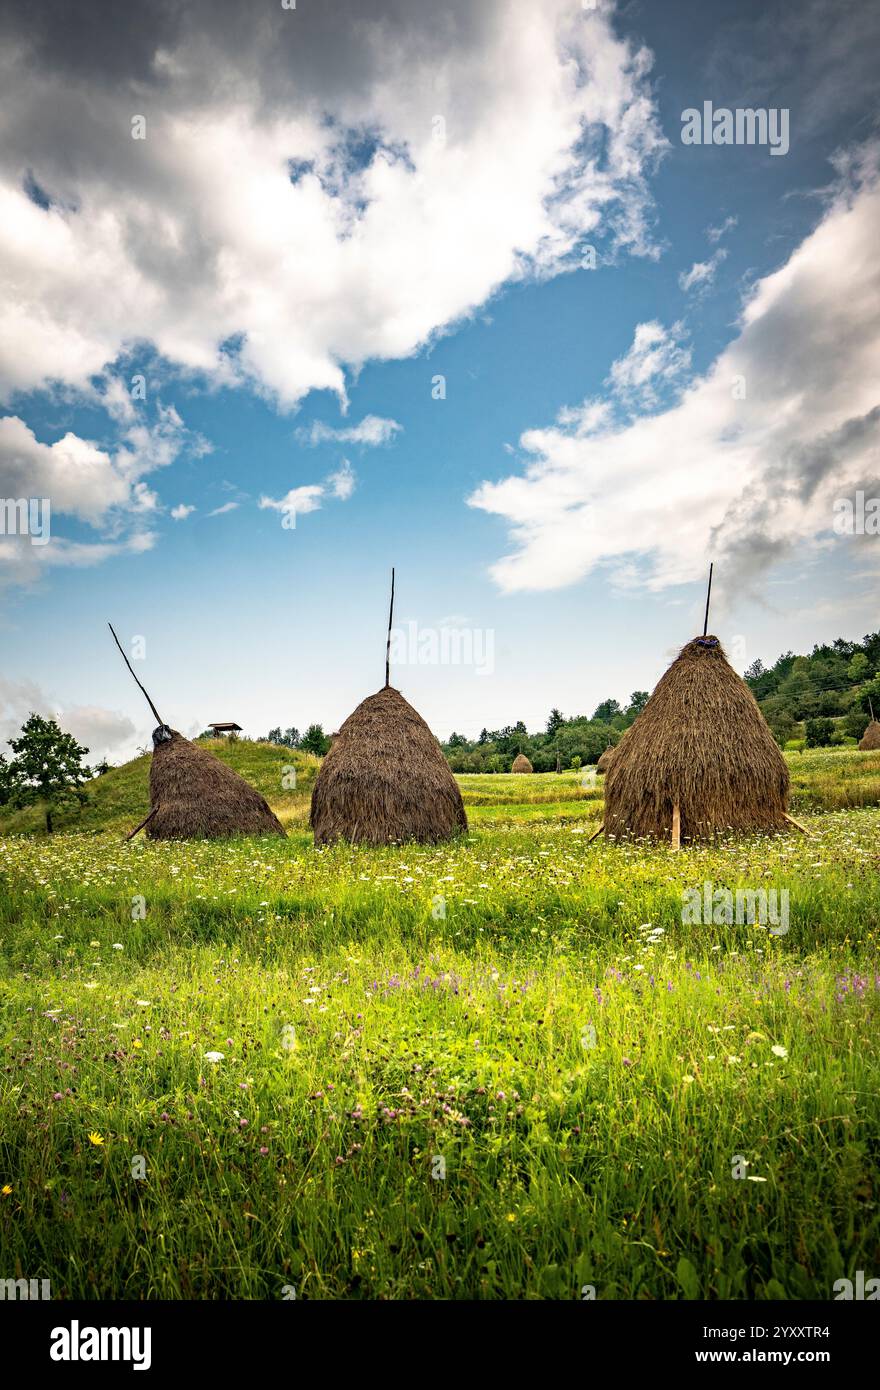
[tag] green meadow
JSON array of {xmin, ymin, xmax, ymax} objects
[{"xmin": 0, "ymin": 745, "xmax": 879, "ymax": 1299}]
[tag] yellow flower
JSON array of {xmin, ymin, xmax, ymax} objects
[
  {"xmin": 1, "ymin": 1184, "xmax": 12, "ymax": 1195},
  {"xmin": 132, "ymin": 1039, "xmax": 143, "ymax": 1049},
  {"xmin": 506, "ymin": 1213, "xmax": 516, "ymax": 1222},
  {"xmin": 88, "ymin": 1131, "xmax": 105, "ymax": 1146}
]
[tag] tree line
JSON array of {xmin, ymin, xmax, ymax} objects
[{"xmin": 441, "ymin": 693, "xmax": 649, "ymax": 772}]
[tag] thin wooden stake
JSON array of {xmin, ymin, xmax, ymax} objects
[
  {"xmin": 784, "ymin": 812, "xmax": 809, "ymax": 834},
  {"xmin": 671, "ymin": 802, "xmax": 681, "ymax": 850},
  {"xmin": 124, "ymin": 807, "xmax": 158, "ymax": 842},
  {"xmin": 586, "ymin": 821, "xmax": 605, "ymax": 844},
  {"xmin": 108, "ymin": 622, "xmax": 164, "ymax": 726},
  {"xmin": 702, "ymin": 563, "xmax": 713, "ymax": 637},
  {"xmin": 384, "ymin": 567, "xmax": 395, "ymax": 688}
]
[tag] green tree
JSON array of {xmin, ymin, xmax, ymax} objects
[
  {"xmin": 0, "ymin": 752, "xmax": 17, "ymax": 807},
  {"xmin": 625, "ymin": 691, "xmax": 648, "ymax": 721},
  {"xmin": 7, "ymin": 714, "xmax": 90, "ymax": 832},
  {"xmin": 804, "ymin": 717, "xmax": 835, "ymax": 749},
  {"xmin": 847, "ymin": 652, "xmax": 869, "ymax": 683},
  {"xmin": 546, "ymin": 708, "xmax": 565, "ymax": 737},
  {"xmin": 300, "ymin": 723, "xmax": 331, "ymax": 756},
  {"xmin": 592, "ymin": 698, "xmax": 622, "ymax": 722}
]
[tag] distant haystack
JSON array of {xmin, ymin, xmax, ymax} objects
[
  {"xmin": 309, "ymin": 569, "xmax": 467, "ymax": 846},
  {"xmin": 511, "ymin": 753, "xmax": 533, "ymax": 773},
  {"xmin": 603, "ymin": 635, "xmax": 790, "ymax": 843},
  {"xmin": 108, "ymin": 623, "xmax": 285, "ymax": 842},
  {"xmin": 859, "ymin": 720, "xmax": 880, "ymax": 750},
  {"xmin": 310, "ymin": 685, "xmax": 467, "ymax": 846},
  {"xmin": 596, "ymin": 744, "xmax": 616, "ymax": 774}
]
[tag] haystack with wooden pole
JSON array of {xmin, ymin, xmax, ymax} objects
[
  {"xmin": 109, "ymin": 624, "xmax": 285, "ymax": 841},
  {"xmin": 511, "ymin": 753, "xmax": 533, "ymax": 773},
  {"xmin": 599, "ymin": 634, "xmax": 792, "ymax": 844},
  {"xmin": 591, "ymin": 567, "xmax": 799, "ymax": 846},
  {"xmin": 859, "ymin": 720, "xmax": 880, "ymax": 750},
  {"xmin": 859, "ymin": 699, "xmax": 880, "ymax": 750},
  {"xmin": 309, "ymin": 571, "xmax": 468, "ymax": 847}
]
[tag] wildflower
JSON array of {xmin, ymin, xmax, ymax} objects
[
  {"xmin": 2, "ymin": 1184, "xmax": 12, "ymax": 1196},
  {"xmin": 88, "ymin": 1132, "xmax": 105, "ymax": 1146},
  {"xmin": 203, "ymin": 1051, "xmax": 224, "ymax": 1063},
  {"xmin": 111, "ymin": 943, "xmax": 123, "ymax": 951},
  {"xmin": 771, "ymin": 1044, "xmax": 788, "ymax": 1059}
]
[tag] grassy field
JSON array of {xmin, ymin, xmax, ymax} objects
[{"xmin": 1, "ymin": 746, "xmax": 879, "ymax": 1299}]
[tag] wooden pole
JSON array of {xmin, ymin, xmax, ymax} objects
[
  {"xmin": 783, "ymin": 812, "xmax": 809, "ymax": 834},
  {"xmin": 124, "ymin": 807, "xmax": 158, "ymax": 842},
  {"xmin": 586, "ymin": 821, "xmax": 604, "ymax": 844},
  {"xmin": 671, "ymin": 802, "xmax": 681, "ymax": 850},
  {"xmin": 108, "ymin": 623, "xmax": 164, "ymax": 726},
  {"xmin": 384, "ymin": 567, "xmax": 395, "ymax": 688},
  {"xmin": 702, "ymin": 563, "xmax": 713, "ymax": 638}
]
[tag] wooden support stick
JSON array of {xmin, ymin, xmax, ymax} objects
[
  {"xmin": 783, "ymin": 812, "xmax": 809, "ymax": 834},
  {"xmin": 124, "ymin": 807, "xmax": 158, "ymax": 842},
  {"xmin": 671, "ymin": 802, "xmax": 681, "ymax": 850},
  {"xmin": 586, "ymin": 822, "xmax": 605, "ymax": 844},
  {"xmin": 702, "ymin": 563, "xmax": 713, "ymax": 637},
  {"xmin": 108, "ymin": 622, "xmax": 165, "ymax": 726},
  {"xmin": 384, "ymin": 567, "xmax": 395, "ymax": 688}
]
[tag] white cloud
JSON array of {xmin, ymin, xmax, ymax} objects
[
  {"xmin": 327, "ymin": 459, "xmax": 356, "ymax": 500},
  {"xmin": 299, "ymin": 415, "xmax": 402, "ymax": 447},
  {"xmin": 0, "ymin": 399, "xmax": 198, "ymax": 584},
  {"xmin": 0, "ymin": 676, "xmax": 136, "ymax": 758},
  {"xmin": 678, "ymin": 249, "xmax": 727, "ymax": 294},
  {"xmin": 707, "ymin": 215, "xmax": 737, "ymax": 244},
  {"xmin": 605, "ymin": 320, "xmax": 691, "ymax": 410},
  {"xmin": 260, "ymin": 459, "xmax": 357, "ymax": 518},
  {"xmin": 207, "ymin": 501, "xmax": 239, "ymax": 517},
  {"xmin": 0, "ymin": 0, "xmax": 666, "ymax": 411},
  {"xmin": 468, "ymin": 147, "xmax": 880, "ymax": 599},
  {"xmin": 170, "ymin": 503, "xmax": 195, "ymax": 520}
]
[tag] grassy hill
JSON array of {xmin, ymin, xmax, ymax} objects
[{"xmin": 0, "ymin": 738, "xmax": 320, "ymax": 836}]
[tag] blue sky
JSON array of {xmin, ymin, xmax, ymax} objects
[{"xmin": 0, "ymin": 0, "xmax": 878, "ymax": 761}]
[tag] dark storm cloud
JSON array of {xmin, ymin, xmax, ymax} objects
[{"xmin": 0, "ymin": 0, "xmax": 497, "ymax": 113}]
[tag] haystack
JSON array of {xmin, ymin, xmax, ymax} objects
[
  {"xmin": 108, "ymin": 624, "xmax": 285, "ymax": 841},
  {"xmin": 602, "ymin": 635, "xmax": 790, "ymax": 843},
  {"xmin": 858, "ymin": 720, "xmax": 880, "ymax": 750},
  {"xmin": 147, "ymin": 729, "xmax": 285, "ymax": 840},
  {"xmin": 310, "ymin": 685, "xmax": 467, "ymax": 846},
  {"xmin": 511, "ymin": 753, "xmax": 533, "ymax": 773},
  {"xmin": 596, "ymin": 744, "xmax": 616, "ymax": 774},
  {"xmin": 309, "ymin": 570, "xmax": 467, "ymax": 847}
]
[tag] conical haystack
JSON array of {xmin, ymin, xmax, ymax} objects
[
  {"xmin": 310, "ymin": 685, "xmax": 467, "ymax": 846},
  {"xmin": 596, "ymin": 744, "xmax": 616, "ymax": 774},
  {"xmin": 108, "ymin": 623, "xmax": 285, "ymax": 841},
  {"xmin": 511, "ymin": 753, "xmax": 533, "ymax": 773},
  {"xmin": 603, "ymin": 635, "xmax": 790, "ymax": 842},
  {"xmin": 858, "ymin": 720, "xmax": 880, "ymax": 750},
  {"xmin": 148, "ymin": 730, "xmax": 285, "ymax": 840}
]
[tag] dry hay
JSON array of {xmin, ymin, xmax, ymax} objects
[
  {"xmin": 511, "ymin": 753, "xmax": 533, "ymax": 773},
  {"xmin": 596, "ymin": 744, "xmax": 616, "ymax": 774},
  {"xmin": 148, "ymin": 730, "xmax": 286, "ymax": 840},
  {"xmin": 310, "ymin": 685, "xmax": 467, "ymax": 846},
  {"xmin": 858, "ymin": 720, "xmax": 880, "ymax": 750},
  {"xmin": 603, "ymin": 635, "xmax": 790, "ymax": 842}
]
